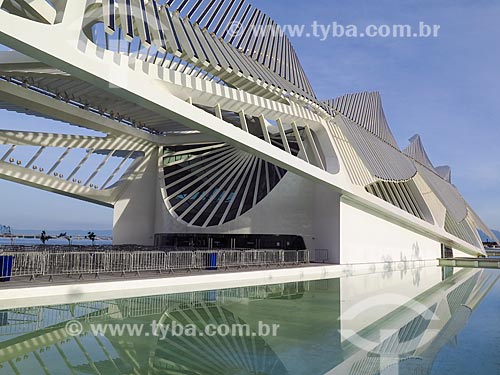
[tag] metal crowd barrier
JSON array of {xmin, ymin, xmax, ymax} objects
[
  {"xmin": 314, "ymin": 249, "xmax": 329, "ymax": 263},
  {"xmin": 297, "ymin": 250, "xmax": 310, "ymax": 264},
  {"xmin": 45, "ymin": 252, "xmax": 107, "ymax": 279},
  {"xmin": 220, "ymin": 250, "xmax": 243, "ymax": 269},
  {"xmin": 243, "ymin": 250, "xmax": 266, "ymax": 267},
  {"xmin": 264, "ymin": 250, "xmax": 283, "ymax": 266},
  {"xmin": 168, "ymin": 251, "xmax": 195, "ymax": 272},
  {"xmin": 194, "ymin": 251, "xmax": 219, "ymax": 270},
  {"xmin": 0, "ymin": 252, "xmax": 45, "ymax": 280},
  {"xmin": 106, "ymin": 251, "xmax": 133, "ymax": 274},
  {"xmin": 131, "ymin": 251, "xmax": 166, "ymax": 273},
  {"xmin": 0, "ymin": 249, "xmax": 310, "ymax": 281},
  {"xmin": 283, "ymin": 250, "xmax": 299, "ymax": 265}
]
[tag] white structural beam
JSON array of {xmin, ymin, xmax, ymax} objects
[
  {"xmin": 0, "ymin": 78, "xmax": 155, "ymax": 144},
  {"xmin": 304, "ymin": 124, "xmax": 325, "ymax": 170},
  {"xmin": 0, "ymin": 160, "xmax": 113, "ymax": 207},
  {"xmin": 0, "ymin": 131, "xmax": 117, "ymax": 149},
  {"xmin": 24, "ymin": 146, "xmax": 45, "ymax": 169},
  {"xmin": 84, "ymin": 149, "xmax": 115, "ymax": 186},
  {"xmin": 258, "ymin": 115, "xmax": 271, "ymax": 143},
  {"xmin": 1, "ymin": 144, "xmax": 15, "ymax": 161},
  {"xmin": 66, "ymin": 149, "xmax": 94, "ymax": 181},
  {"xmin": 202, "ymin": 156, "xmax": 254, "ymax": 227},
  {"xmin": 214, "ymin": 103, "xmax": 223, "ymax": 119},
  {"xmin": 101, "ymin": 150, "xmax": 135, "ymax": 190},
  {"xmin": 290, "ymin": 121, "xmax": 309, "ymax": 163},
  {"xmin": 0, "ymin": 75, "xmax": 216, "ymax": 147},
  {"xmin": 9, "ymin": 0, "xmax": 57, "ymax": 24},
  {"xmin": 276, "ymin": 118, "xmax": 291, "ymax": 154},
  {"xmin": 239, "ymin": 110, "xmax": 249, "ymax": 133},
  {"xmin": 47, "ymin": 148, "xmax": 70, "ymax": 175}
]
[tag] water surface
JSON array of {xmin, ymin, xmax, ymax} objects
[{"xmin": 0, "ymin": 266, "xmax": 499, "ymax": 374}]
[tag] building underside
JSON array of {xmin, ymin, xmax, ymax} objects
[{"xmin": 0, "ymin": 0, "xmax": 496, "ymax": 263}]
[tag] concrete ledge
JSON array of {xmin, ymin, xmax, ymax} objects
[
  {"xmin": 0, "ymin": 259, "xmax": 439, "ymax": 309},
  {"xmin": 439, "ymin": 257, "xmax": 500, "ymax": 269}
]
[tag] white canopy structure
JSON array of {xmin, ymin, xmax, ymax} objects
[{"xmin": 0, "ymin": 0, "xmax": 494, "ymax": 262}]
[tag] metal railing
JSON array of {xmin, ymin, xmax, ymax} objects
[
  {"xmin": 0, "ymin": 249, "xmax": 310, "ymax": 281},
  {"xmin": 314, "ymin": 249, "xmax": 329, "ymax": 263},
  {"xmin": 131, "ymin": 251, "xmax": 166, "ymax": 274}
]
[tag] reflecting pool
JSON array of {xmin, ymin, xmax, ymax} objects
[{"xmin": 0, "ymin": 266, "xmax": 499, "ymax": 374}]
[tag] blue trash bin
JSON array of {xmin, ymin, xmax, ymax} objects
[
  {"xmin": 0, "ymin": 311, "xmax": 7, "ymax": 326},
  {"xmin": 208, "ymin": 290, "xmax": 217, "ymax": 302},
  {"xmin": 0, "ymin": 255, "xmax": 13, "ymax": 282},
  {"xmin": 207, "ymin": 253, "xmax": 217, "ymax": 270}
]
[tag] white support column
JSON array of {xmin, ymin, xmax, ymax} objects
[
  {"xmin": 258, "ymin": 115, "xmax": 271, "ymax": 143},
  {"xmin": 276, "ymin": 118, "xmax": 291, "ymax": 154},
  {"xmin": 304, "ymin": 124, "xmax": 325, "ymax": 170},
  {"xmin": 214, "ymin": 103, "xmax": 223, "ymax": 119},
  {"xmin": 102, "ymin": 0, "xmax": 115, "ymax": 35},
  {"xmin": 113, "ymin": 149, "xmax": 159, "ymax": 246},
  {"xmin": 291, "ymin": 122, "xmax": 309, "ymax": 163},
  {"xmin": 239, "ymin": 110, "xmax": 249, "ymax": 132}
]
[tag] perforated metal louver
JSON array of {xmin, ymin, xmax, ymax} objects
[
  {"xmin": 323, "ymin": 91, "xmax": 399, "ymax": 147},
  {"xmin": 365, "ymin": 180, "xmax": 433, "ymax": 223},
  {"xmin": 403, "ymin": 134, "xmax": 434, "ymax": 170},
  {"xmin": 94, "ymin": 0, "xmax": 317, "ymax": 101},
  {"xmin": 417, "ymin": 164, "xmax": 468, "ymax": 223},
  {"xmin": 435, "ymin": 165, "xmax": 452, "ymax": 183},
  {"xmin": 339, "ymin": 116, "xmax": 417, "ymax": 182},
  {"xmin": 444, "ymin": 211, "xmax": 482, "ymax": 248},
  {"xmin": 404, "ymin": 135, "xmax": 469, "ymax": 223},
  {"xmin": 162, "ymin": 137, "xmax": 300, "ymax": 227}
]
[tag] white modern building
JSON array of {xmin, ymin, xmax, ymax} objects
[{"xmin": 0, "ymin": 0, "xmax": 496, "ymax": 263}]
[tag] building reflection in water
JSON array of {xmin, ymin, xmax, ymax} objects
[{"xmin": 0, "ymin": 266, "xmax": 497, "ymax": 375}]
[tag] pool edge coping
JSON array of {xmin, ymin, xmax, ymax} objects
[{"xmin": 0, "ymin": 259, "xmax": 439, "ymax": 308}]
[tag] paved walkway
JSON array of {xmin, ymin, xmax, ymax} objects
[{"xmin": 0, "ymin": 263, "xmax": 323, "ymax": 290}]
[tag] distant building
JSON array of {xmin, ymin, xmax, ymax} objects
[{"xmin": 0, "ymin": 225, "xmax": 11, "ymax": 235}]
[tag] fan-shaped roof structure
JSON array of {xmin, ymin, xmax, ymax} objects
[
  {"xmin": 323, "ymin": 92, "xmax": 399, "ymax": 147},
  {"xmin": 435, "ymin": 165, "xmax": 452, "ymax": 183},
  {"xmin": 339, "ymin": 117, "xmax": 417, "ymax": 182},
  {"xmin": 324, "ymin": 92, "xmax": 417, "ymax": 182},
  {"xmin": 403, "ymin": 134, "xmax": 434, "ymax": 169},
  {"xmin": 96, "ymin": 0, "xmax": 316, "ymax": 102},
  {"xmin": 404, "ymin": 135, "xmax": 468, "ymax": 222}
]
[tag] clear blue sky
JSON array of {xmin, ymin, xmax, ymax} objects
[{"xmin": 1, "ymin": 0, "xmax": 499, "ymax": 231}]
